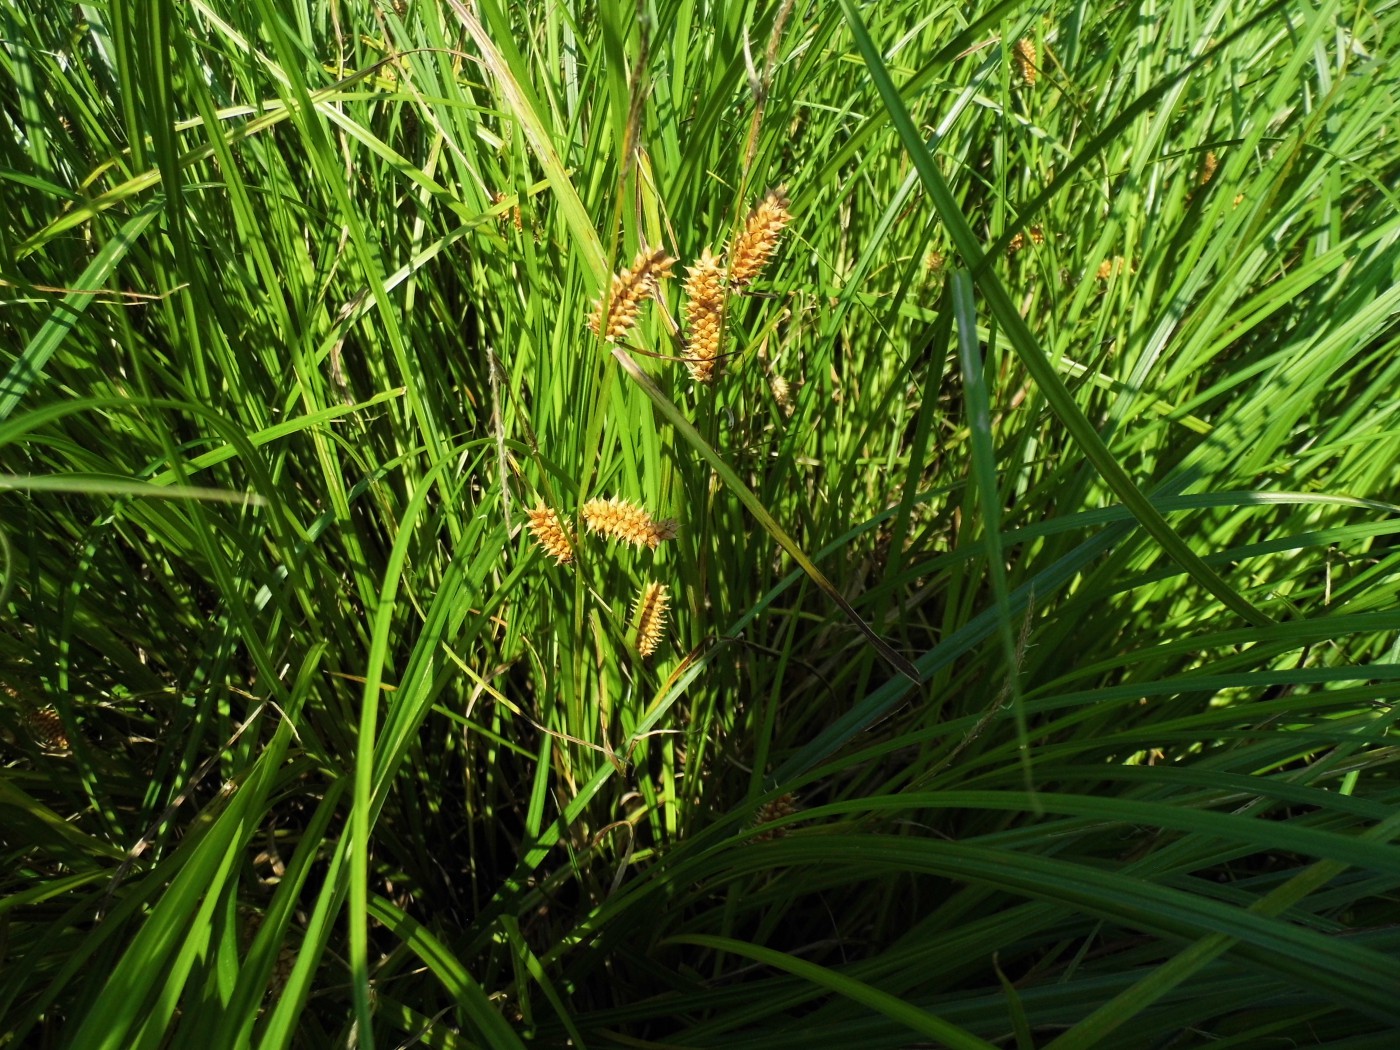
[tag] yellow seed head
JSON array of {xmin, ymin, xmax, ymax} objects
[
  {"xmin": 588, "ymin": 249, "xmax": 677, "ymax": 342},
  {"xmin": 768, "ymin": 370, "xmax": 794, "ymax": 417},
  {"xmin": 1014, "ymin": 38, "xmax": 1037, "ymax": 86},
  {"xmin": 1008, "ymin": 225, "xmax": 1044, "ymax": 254},
  {"xmin": 1096, "ymin": 255, "xmax": 1126, "ymax": 280},
  {"xmin": 581, "ymin": 497, "xmax": 674, "ymax": 550},
  {"xmin": 632, "ymin": 581, "xmax": 669, "ymax": 658},
  {"xmin": 525, "ymin": 502, "xmax": 573, "ymax": 564},
  {"xmin": 729, "ymin": 188, "xmax": 792, "ymax": 285},
  {"xmin": 1200, "ymin": 150, "xmax": 1218, "ymax": 186},
  {"xmin": 682, "ymin": 247, "xmax": 727, "ymax": 383}
]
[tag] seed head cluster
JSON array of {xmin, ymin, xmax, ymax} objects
[
  {"xmin": 1096, "ymin": 255, "xmax": 1127, "ymax": 280},
  {"xmin": 1199, "ymin": 150, "xmax": 1218, "ymax": 186},
  {"xmin": 24, "ymin": 706, "xmax": 69, "ymax": 751},
  {"xmin": 632, "ymin": 582, "xmax": 669, "ymax": 658},
  {"xmin": 751, "ymin": 792, "xmax": 801, "ymax": 841},
  {"xmin": 1013, "ymin": 38, "xmax": 1037, "ymax": 86},
  {"xmin": 682, "ymin": 247, "xmax": 726, "ymax": 383},
  {"xmin": 526, "ymin": 502, "xmax": 574, "ymax": 564},
  {"xmin": 581, "ymin": 497, "xmax": 677, "ymax": 550},
  {"xmin": 1008, "ymin": 225, "xmax": 1045, "ymax": 253},
  {"xmin": 589, "ymin": 248, "xmax": 676, "ymax": 342},
  {"xmin": 729, "ymin": 188, "xmax": 792, "ymax": 285},
  {"xmin": 519, "ymin": 181, "xmax": 795, "ymax": 668}
]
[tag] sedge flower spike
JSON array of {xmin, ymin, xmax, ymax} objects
[
  {"xmin": 525, "ymin": 502, "xmax": 573, "ymax": 564},
  {"xmin": 1013, "ymin": 39, "xmax": 1037, "ymax": 86},
  {"xmin": 632, "ymin": 582, "xmax": 670, "ymax": 658},
  {"xmin": 588, "ymin": 248, "xmax": 676, "ymax": 342},
  {"xmin": 729, "ymin": 188, "xmax": 792, "ymax": 286},
  {"xmin": 581, "ymin": 497, "xmax": 676, "ymax": 550},
  {"xmin": 682, "ymin": 247, "xmax": 726, "ymax": 383}
]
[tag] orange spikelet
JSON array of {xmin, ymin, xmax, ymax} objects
[
  {"xmin": 729, "ymin": 188, "xmax": 792, "ymax": 285},
  {"xmin": 1009, "ymin": 225, "xmax": 1044, "ymax": 253},
  {"xmin": 1096, "ymin": 256, "xmax": 1127, "ymax": 280},
  {"xmin": 525, "ymin": 502, "xmax": 573, "ymax": 564},
  {"xmin": 1199, "ymin": 150, "xmax": 1218, "ymax": 186},
  {"xmin": 588, "ymin": 249, "xmax": 676, "ymax": 341},
  {"xmin": 1013, "ymin": 38, "xmax": 1037, "ymax": 85},
  {"xmin": 682, "ymin": 247, "xmax": 726, "ymax": 382},
  {"xmin": 632, "ymin": 582, "xmax": 669, "ymax": 658},
  {"xmin": 581, "ymin": 497, "xmax": 673, "ymax": 550}
]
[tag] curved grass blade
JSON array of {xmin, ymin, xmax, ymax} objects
[
  {"xmin": 835, "ymin": 0, "xmax": 1273, "ymax": 630},
  {"xmin": 611, "ymin": 345, "xmax": 920, "ymax": 684}
]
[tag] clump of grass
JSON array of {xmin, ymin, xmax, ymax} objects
[{"xmin": 5, "ymin": 1, "xmax": 1400, "ymax": 1047}]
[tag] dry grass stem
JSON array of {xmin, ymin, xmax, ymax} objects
[
  {"xmin": 588, "ymin": 248, "xmax": 676, "ymax": 341},
  {"xmin": 632, "ymin": 582, "xmax": 669, "ymax": 658},
  {"xmin": 526, "ymin": 502, "xmax": 574, "ymax": 564},
  {"xmin": 729, "ymin": 188, "xmax": 792, "ymax": 285},
  {"xmin": 682, "ymin": 247, "xmax": 726, "ymax": 382}
]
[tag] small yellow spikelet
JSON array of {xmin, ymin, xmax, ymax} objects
[
  {"xmin": 525, "ymin": 502, "xmax": 573, "ymax": 564},
  {"xmin": 682, "ymin": 247, "xmax": 726, "ymax": 383},
  {"xmin": 1013, "ymin": 38, "xmax": 1037, "ymax": 86},
  {"xmin": 729, "ymin": 188, "xmax": 792, "ymax": 285},
  {"xmin": 1010, "ymin": 225, "xmax": 1045, "ymax": 253},
  {"xmin": 1096, "ymin": 255, "xmax": 1127, "ymax": 280},
  {"xmin": 1199, "ymin": 150, "xmax": 1218, "ymax": 186},
  {"xmin": 588, "ymin": 249, "xmax": 677, "ymax": 342},
  {"xmin": 632, "ymin": 582, "xmax": 669, "ymax": 658},
  {"xmin": 581, "ymin": 497, "xmax": 674, "ymax": 550},
  {"xmin": 768, "ymin": 370, "xmax": 794, "ymax": 417},
  {"xmin": 24, "ymin": 706, "xmax": 69, "ymax": 752},
  {"xmin": 751, "ymin": 792, "xmax": 801, "ymax": 841}
]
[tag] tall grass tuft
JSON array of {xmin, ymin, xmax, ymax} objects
[{"xmin": 3, "ymin": 0, "xmax": 1400, "ymax": 1047}]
